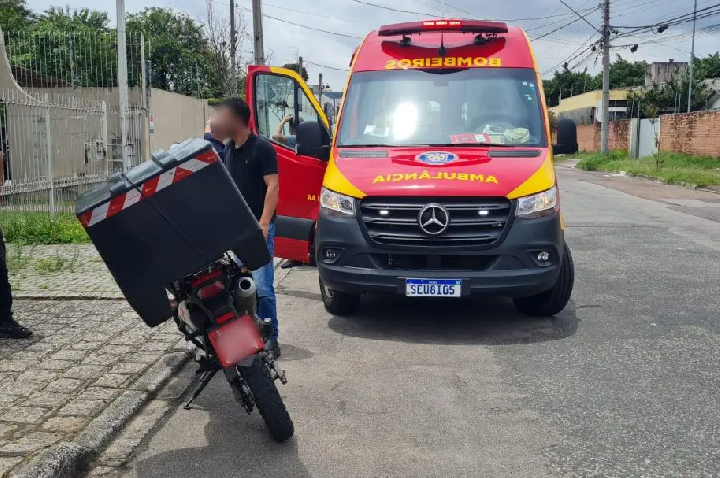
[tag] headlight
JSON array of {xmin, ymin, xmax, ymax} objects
[
  {"xmin": 516, "ymin": 186, "xmax": 557, "ymax": 218},
  {"xmin": 320, "ymin": 188, "xmax": 355, "ymax": 217}
]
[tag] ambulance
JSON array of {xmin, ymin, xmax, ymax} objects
[{"xmin": 245, "ymin": 19, "xmax": 579, "ymax": 316}]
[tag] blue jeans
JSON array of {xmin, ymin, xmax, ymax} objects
[{"xmin": 237, "ymin": 222, "xmax": 278, "ymax": 339}]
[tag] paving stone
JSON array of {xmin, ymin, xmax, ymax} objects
[
  {"xmin": 62, "ymin": 365, "xmax": 107, "ymax": 381},
  {"xmin": 0, "ymin": 431, "xmax": 61, "ymax": 453},
  {"xmin": 100, "ymin": 345, "xmax": 133, "ymax": 356},
  {"xmin": 0, "ymin": 423, "xmax": 18, "ymax": 439},
  {"xmin": 44, "ymin": 378, "xmax": 84, "ymax": 394},
  {"xmin": 124, "ymin": 353, "xmax": 160, "ymax": 364},
  {"xmin": 83, "ymin": 353, "xmax": 122, "ymax": 366},
  {"xmin": 36, "ymin": 359, "xmax": 75, "ymax": 372},
  {"xmin": 0, "ymin": 456, "xmax": 23, "ymax": 476},
  {"xmin": 109, "ymin": 362, "xmax": 149, "ymax": 375},
  {"xmin": 26, "ymin": 391, "xmax": 71, "ymax": 409},
  {"xmin": 87, "ymin": 465, "xmax": 117, "ymax": 477},
  {"xmin": 77, "ymin": 387, "xmax": 120, "ymax": 402},
  {"xmin": 0, "ymin": 394, "xmax": 19, "ymax": 408},
  {"xmin": 42, "ymin": 416, "xmax": 89, "ymax": 434},
  {"xmin": 11, "ymin": 351, "xmax": 49, "ymax": 363},
  {"xmin": 0, "ymin": 406, "xmax": 50, "ymax": 424},
  {"xmin": 93, "ymin": 374, "xmax": 132, "ymax": 389},
  {"xmin": 49, "ymin": 349, "xmax": 88, "ymax": 361},
  {"xmin": 71, "ymin": 341, "xmax": 105, "ymax": 351},
  {"xmin": 57, "ymin": 399, "xmax": 107, "ymax": 417},
  {"xmin": 16, "ymin": 369, "xmax": 60, "ymax": 383},
  {"xmin": 5, "ymin": 379, "xmax": 46, "ymax": 397},
  {"xmin": 0, "ymin": 360, "xmax": 29, "ymax": 373}
]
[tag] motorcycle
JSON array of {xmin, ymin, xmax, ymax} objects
[{"xmin": 168, "ymin": 252, "xmax": 294, "ymax": 442}]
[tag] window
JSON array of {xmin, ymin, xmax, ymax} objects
[
  {"xmin": 337, "ymin": 68, "xmax": 546, "ymax": 148},
  {"xmin": 254, "ymin": 73, "xmax": 326, "ymax": 151},
  {"xmin": 254, "ymin": 74, "xmax": 294, "ymax": 144}
]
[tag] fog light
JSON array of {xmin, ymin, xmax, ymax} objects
[
  {"xmin": 324, "ymin": 249, "xmax": 338, "ymax": 260},
  {"xmin": 537, "ymin": 251, "xmax": 550, "ymax": 262}
]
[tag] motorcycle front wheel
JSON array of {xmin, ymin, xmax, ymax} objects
[{"xmin": 239, "ymin": 359, "xmax": 294, "ymax": 442}]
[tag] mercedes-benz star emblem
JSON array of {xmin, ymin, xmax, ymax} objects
[{"xmin": 418, "ymin": 204, "xmax": 449, "ymax": 235}]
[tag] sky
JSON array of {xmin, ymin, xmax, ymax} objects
[{"xmin": 25, "ymin": 0, "xmax": 720, "ymax": 91}]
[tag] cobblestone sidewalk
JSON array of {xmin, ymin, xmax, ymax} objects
[
  {"xmin": 7, "ymin": 245, "xmax": 121, "ymax": 299},
  {"xmin": 0, "ymin": 300, "xmax": 187, "ymax": 476}
]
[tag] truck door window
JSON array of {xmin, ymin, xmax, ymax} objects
[{"xmin": 254, "ymin": 74, "xmax": 295, "ymax": 145}]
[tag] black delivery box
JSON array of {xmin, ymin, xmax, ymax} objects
[{"xmin": 76, "ymin": 138, "xmax": 271, "ymax": 327}]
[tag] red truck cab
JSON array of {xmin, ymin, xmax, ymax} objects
[{"xmin": 245, "ymin": 19, "xmax": 578, "ymax": 316}]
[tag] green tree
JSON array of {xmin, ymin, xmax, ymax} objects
[
  {"xmin": 693, "ymin": 52, "xmax": 720, "ymax": 80},
  {"xmin": 6, "ymin": 7, "xmax": 116, "ymax": 88},
  {"xmin": 630, "ymin": 75, "xmax": 713, "ymax": 118},
  {"xmin": 0, "ymin": 0, "xmax": 34, "ymax": 32},
  {"xmin": 608, "ymin": 55, "xmax": 647, "ymax": 88},
  {"xmin": 282, "ymin": 62, "xmax": 309, "ymax": 81},
  {"xmin": 128, "ymin": 7, "xmax": 220, "ymax": 97}
]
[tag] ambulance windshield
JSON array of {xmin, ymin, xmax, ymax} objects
[{"xmin": 336, "ymin": 68, "xmax": 546, "ymax": 148}]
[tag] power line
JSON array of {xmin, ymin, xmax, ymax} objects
[
  {"xmin": 306, "ymin": 60, "xmax": 349, "ymax": 72},
  {"xmin": 239, "ymin": 6, "xmax": 363, "ymax": 39},
  {"xmin": 348, "ymin": 0, "xmax": 441, "ymax": 18},
  {"xmin": 555, "ymin": 0, "xmax": 602, "ymax": 33}
]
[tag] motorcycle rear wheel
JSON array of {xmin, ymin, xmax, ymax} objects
[{"xmin": 239, "ymin": 359, "xmax": 294, "ymax": 442}]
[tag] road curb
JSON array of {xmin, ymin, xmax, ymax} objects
[{"xmin": 9, "ymin": 351, "xmax": 192, "ymax": 478}]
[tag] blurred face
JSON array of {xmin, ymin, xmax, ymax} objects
[{"xmin": 215, "ymin": 106, "xmax": 248, "ymax": 137}]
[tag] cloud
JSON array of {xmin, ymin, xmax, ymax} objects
[{"xmin": 26, "ymin": 0, "xmax": 718, "ymax": 87}]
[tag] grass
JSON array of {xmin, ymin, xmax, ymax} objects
[
  {"xmin": 570, "ymin": 151, "xmax": 720, "ymax": 188},
  {"xmin": 0, "ymin": 212, "xmax": 89, "ymax": 245}
]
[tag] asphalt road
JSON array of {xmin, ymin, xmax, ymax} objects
[{"xmin": 115, "ymin": 167, "xmax": 720, "ymax": 478}]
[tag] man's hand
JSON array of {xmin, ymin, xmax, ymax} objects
[
  {"xmin": 259, "ymin": 221, "xmax": 270, "ymax": 239},
  {"xmin": 281, "ymin": 114, "xmax": 293, "ymax": 125}
]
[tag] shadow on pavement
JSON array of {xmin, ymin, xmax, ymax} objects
[
  {"xmin": 327, "ymin": 295, "xmax": 580, "ymax": 346},
  {"xmin": 131, "ymin": 378, "xmax": 311, "ymax": 478}
]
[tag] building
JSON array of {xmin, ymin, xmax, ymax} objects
[
  {"xmin": 549, "ymin": 88, "xmax": 636, "ymax": 124},
  {"xmin": 309, "ymin": 85, "xmax": 343, "ymax": 125},
  {"xmin": 645, "ymin": 60, "xmax": 688, "ymax": 87}
]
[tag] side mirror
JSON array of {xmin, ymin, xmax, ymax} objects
[
  {"xmin": 552, "ymin": 118, "xmax": 578, "ymax": 155},
  {"xmin": 296, "ymin": 121, "xmax": 330, "ymax": 161}
]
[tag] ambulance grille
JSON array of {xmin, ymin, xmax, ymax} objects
[{"xmin": 360, "ymin": 197, "xmax": 512, "ymax": 247}]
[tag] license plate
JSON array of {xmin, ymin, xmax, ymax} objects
[
  {"xmin": 405, "ymin": 279, "xmax": 462, "ymax": 297},
  {"xmin": 207, "ymin": 314, "xmax": 264, "ymax": 368}
]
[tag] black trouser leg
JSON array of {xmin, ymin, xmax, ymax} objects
[{"xmin": 0, "ymin": 227, "xmax": 13, "ymax": 321}]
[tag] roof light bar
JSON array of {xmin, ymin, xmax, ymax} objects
[{"xmin": 378, "ymin": 20, "xmax": 509, "ymax": 37}]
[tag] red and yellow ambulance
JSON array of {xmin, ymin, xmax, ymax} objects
[{"xmin": 245, "ymin": 19, "xmax": 579, "ymax": 316}]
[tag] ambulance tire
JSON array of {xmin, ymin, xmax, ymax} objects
[
  {"xmin": 319, "ymin": 277, "xmax": 361, "ymax": 315},
  {"xmin": 513, "ymin": 243, "xmax": 574, "ymax": 317}
]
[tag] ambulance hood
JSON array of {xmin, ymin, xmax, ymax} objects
[{"xmin": 327, "ymin": 147, "xmax": 555, "ymax": 199}]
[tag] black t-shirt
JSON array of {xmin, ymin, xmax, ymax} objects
[{"xmin": 224, "ymin": 133, "xmax": 278, "ymax": 221}]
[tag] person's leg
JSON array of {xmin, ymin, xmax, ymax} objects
[
  {"xmin": 251, "ymin": 222, "xmax": 277, "ymax": 339},
  {"xmin": 0, "ymin": 227, "xmax": 12, "ymax": 320},
  {"xmin": 0, "ymin": 226, "xmax": 31, "ymax": 339}
]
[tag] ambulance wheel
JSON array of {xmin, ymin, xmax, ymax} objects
[
  {"xmin": 319, "ymin": 277, "xmax": 361, "ymax": 315},
  {"xmin": 514, "ymin": 243, "xmax": 574, "ymax": 317}
]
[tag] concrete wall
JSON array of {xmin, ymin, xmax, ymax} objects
[
  {"xmin": 148, "ymin": 89, "xmax": 211, "ymax": 153},
  {"xmin": 659, "ymin": 110, "xmax": 720, "ymax": 157},
  {"xmin": 645, "ymin": 61, "xmax": 687, "ymax": 87}
]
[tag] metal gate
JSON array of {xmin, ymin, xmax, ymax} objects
[{"xmin": 637, "ymin": 118, "xmax": 660, "ymax": 158}]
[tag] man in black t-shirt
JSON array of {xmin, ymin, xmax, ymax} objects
[{"xmin": 215, "ymin": 98, "xmax": 281, "ymax": 357}]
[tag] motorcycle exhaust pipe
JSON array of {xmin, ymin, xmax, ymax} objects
[{"xmin": 234, "ymin": 276, "xmax": 257, "ymax": 316}]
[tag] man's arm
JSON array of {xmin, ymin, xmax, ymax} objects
[
  {"xmin": 272, "ymin": 114, "xmax": 293, "ymax": 145},
  {"xmin": 258, "ymin": 142, "xmax": 279, "ymax": 237},
  {"xmin": 0, "ymin": 151, "xmax": 3, "ymax": 206}
]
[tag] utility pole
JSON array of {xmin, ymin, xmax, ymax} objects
[
  {"xmin": 69, "ymin": 37, "xmax": 75, "ymax": 89},
  {"xmin": 687, "ymin": 0, "xmax": 698, "ymax": 113},
  {"xmin": 116, "ymin": 0, "xmax": 130, "ymax": 170},
  {"xmin": 600, "ymin": 0, "xmax": 610, "ymax": 155},
  {"xmin": 140, "ymin": 33, "xmax": 150, "ymax": 161},
  {"xmin": 252, "ymin": 0, "xmax": 265, "ymax": 65},
  {"xmin": 298, "ymin": 56, "xmax": 303, "ymax": 79},
  {"xmin": 229, "ymin": 0, "xmax": 237, "ymax": 97},
  {"xmin": 319, "ymin": 73, "xmax": 323, "ymax": 106}
]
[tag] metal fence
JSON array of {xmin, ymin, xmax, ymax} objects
[
  {"xmin": 0, "ymin": 88, "xmax": 145, "ymax": 228},
  {"xmin": 0, "ymin": 28, "xmax": 147, "ymax": 229}
]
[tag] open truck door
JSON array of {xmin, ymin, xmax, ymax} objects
[{"xmin": 246, "ymin": 66, "xmax": 332, "ymax": 264}]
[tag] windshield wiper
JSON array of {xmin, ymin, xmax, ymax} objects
[{"xmin": 427, "ymin": 143, "xmax": 517, "ymax": 148}]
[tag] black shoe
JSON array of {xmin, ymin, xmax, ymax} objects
[
  {"xmin": 265, "ymin": 338, "xmax": 281, "ymax": 359},
  {"xmin": 0, "ymin": 318, "xmax": 33, "ymax": 339}
]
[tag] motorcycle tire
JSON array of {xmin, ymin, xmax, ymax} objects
[{"xmin": 239, "ymin": 359, "xmax": 294, "ymax": 442}]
